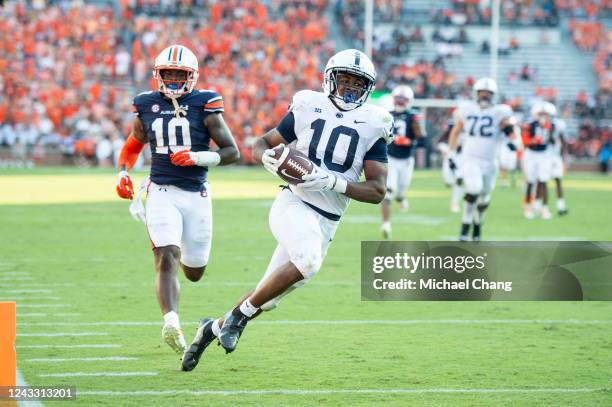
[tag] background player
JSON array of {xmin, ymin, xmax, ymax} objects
[
  {"xmin": 380, "ymin": 85, "xmax": 423, "ymax": 238},
  {"xmin": 448, "ymin": 77, "xmax": 516, "ymax": 241},
  {"xmin": 115, "ymin": 44, "xmax": 240, "ymax": 354},
  {"xmin": 438, "ymin": 115, "xmax": 464, "ymax": 213},
  {"xmin": 182, "ymin": 49, "xmax": 393, "ymax": 371},
  {"xmin": 522, "ymin": 102, "xmax": 555, "ymax": 219},
  {"xmin": 545, "ymin": 101, "xmax": 569, "ymax": 215}
]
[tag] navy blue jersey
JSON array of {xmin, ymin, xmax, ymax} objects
[
  {"xmin": 132, "ymin": 89, "xmax": 224, "ymax": 191},
  {"xmin": 388, "ymin": 109, "xmax": 421, "ymax": 159},
  {"xmin": 526, "ymin": 120, "xmax": 555, "ymax": 152}
]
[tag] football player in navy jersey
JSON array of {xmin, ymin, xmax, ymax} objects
[
  {"xmin": 115, "ymin": 44, "xmax": 239, "ymax": 355},
  {"xmin": 380, "ymin": 85, "xmax": 423, "ymax": 238}
]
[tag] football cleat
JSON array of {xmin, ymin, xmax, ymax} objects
[
  {"xmin": 541, "ymin": 207, "xmax": 552, "ymax": 220},
  {"xmin": 524, "ymin": 206, "xmax": 535, "ymax": 220},
  {"xmin": 381, "ymin": 222, "xmax": 392, "ymax": 239},
  {"xmin": 162, "ymin": 324, "xmax": 187, "ymax": 355},
  {"xmin": 399, "ymin": 198, "xmax": 409, "ymax": 213},
  {"xmin": 450, "ymin": 202, "xmax": 460, "ymax": 213},
  {"xmin": 218, "ymin": 308, "xmax": 250, "ymax": 354},
  {"xmin": 181, "ymin": 318, "xmax": 216, "ymax": 372},
  {"xmin": 558, "ymin": 208, "xmax": 568, "ymax": 216}
]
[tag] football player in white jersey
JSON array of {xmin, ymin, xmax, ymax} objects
[
  {"xmin": 181, "ymin": 49, "xmax": 393, "ymax": 371},
  {"xmin": 448, "ymin": 77, "xmax": 516, "ymax": 241},
  {"xmin": 545, "ymin": 102, "xmax": 568, "ymax": 215},
  {"xmin": 438, "ymin": 115, "xmax": 465, "ymax": 213}
]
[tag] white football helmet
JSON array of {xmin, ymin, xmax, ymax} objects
[
  {"xmin": 392, "ymin": 85, "xmax": 414, "ymax": 112},
  {"xmin": 530, "ymin": 101, "xmax": 551, "ymax": 119},
  {"xmin": 323, "ymin": 49, "xmax": 376, "ymax": 111},
  {"xmin": 473, "ymin": 77, "xmax": 498, "ymax": 107},
  {"xmin": 153, "ymin": 45, "xmax": 199, "ymax": 98},
  {"xmin": 543, "ymin": 101, "xmax": 557, "ymax": 117}
]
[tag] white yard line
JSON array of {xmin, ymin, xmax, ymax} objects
[
  {"xmin": 17, "ymin": 332, "xmax": 108, "ymax": 337},
  {"xmin": 17, "ymin": 369, "xmax": 44, "ymax": 407},
  {"xmin": 16, "ymin": 304, "xmax": 70, "ymax": 308},
  {"xmin": 1, "ymin": 290, "xmax": 52, "ymax": 293},
  {"xmin": 76, "ymin": 388, "xmax": 606, "ymax": 397},
  {"xmin": 0, "ymin": 297, "xmax": 63, "ymax": 301},
  {"xmin": 28, "ymin": 356, "xmax": 137, "ymax": 363},
  {"xmin": 0, "ymin": 283, "xmax": 75, "ymax": 288},
  {"xmin": 38, "ymin": 372, "xmax": 155, "ymax": 378},
  {"xmin": 16, "ymin": 319, "xmax": 612, "ymax": 327},
  {"xmin": 18, "ymin": 344, "xmax": 121, "ymax": 349},
  {"xmin": 0, "ymin": 277, "xmax": 34, "ymax": 281},
  {"xmin": 17, "ymin": 313, "xmax": 80, "ymax": 318}
]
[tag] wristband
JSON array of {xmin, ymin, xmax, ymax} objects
[
  {"xmin": 193, "ymin": 151, "xmax": 221, "ymax": 167},
  {"xmin": 333, "ymin": 177, "xmax": 348, "ymax": 194}
]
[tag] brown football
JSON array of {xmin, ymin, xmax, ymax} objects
[{"xmin": 272, "ymin": 146, "xmax": 314, "ymax": 185}]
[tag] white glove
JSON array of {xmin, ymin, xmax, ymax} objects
[
  {"xmin": 128, "ymin": 177, "xmax": 150, "ymax": 223},
  {"xmin": 261, "ymin": 143, "xmax": 285, "ymax": 176},
  {"xmin": 300, "ymin": 166, "xmax": 347, "ymax": 193}
]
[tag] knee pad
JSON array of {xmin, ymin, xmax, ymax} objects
[
  {"xmin": 385, "ymin": 187, "xmax": 395, "ymax": 201},
  {"xmin": 464, "ymin": 193, "xmax": 478, "ymax": 204},
  {"xmin": 477, "ymin": 202, "xmax": 490, "ymax": 212},
  {"xmin": 291, "ymin": 249, "xmax": 322, "ymax": 280}
]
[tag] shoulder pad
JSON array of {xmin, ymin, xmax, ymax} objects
[
  {"xmin": 289, "ymin": 90, "xmax": 321, "ymax": 112},
  {"xmin": 367, "ymin": 104, "xmax": 395, "ymax": 145},
  {"xmin": 496, "ymin": 104, "xmax": 513, "ymax": 117}
]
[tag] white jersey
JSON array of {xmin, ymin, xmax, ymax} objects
[
  {"xmin": 455, "ymin": 101, "xmax": 513, "ymax": 162},
  {"xmin": 285, "ymin": 90, "xmax": 393, "ymax": 217},
  {"xmin": 550, "ymin": 118, "xmax": 566, "ymax": 156}
]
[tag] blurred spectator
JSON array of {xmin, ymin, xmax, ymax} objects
[
  {"xmin": 599, "ymin": 138, "xmax": 611, "ymax": 173},
  {"xmin": 520, "ymin": 63, "xmax": 532, "ymax": 81}
]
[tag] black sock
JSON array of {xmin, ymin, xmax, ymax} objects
[
  {"xmin": 473, "ymin": 223, "xmax": 481, "ymax": 239},
  {"xmin": 460, "ymin": 223, "xmax": 470, "ymax": 237}
]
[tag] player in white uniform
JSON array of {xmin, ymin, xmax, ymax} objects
[
  {"xmin": 182, "ymin": 49, "xmax": 393, "ymax": 371},
  {"xmin": 438, "ymin": 115, "xmax": 465, "ymax": 213},
  {"xmin": 448, "ymin": 77, "xmax": 516, "ymax": 241},
  {"xmin": 545, "ymin": 102, "xmax": 568, "ymax": 215}
]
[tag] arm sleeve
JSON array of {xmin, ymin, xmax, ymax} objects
[
  {"xmin": 276, "ymin": 111, "xmax": 297, "ymax": 143},
  {"xmin": 363, "ymin": 138, "xmax": 388, "ymax": 163}
]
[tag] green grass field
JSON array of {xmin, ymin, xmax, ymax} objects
[{"xmin": 1, "ymin": 167, "xmax": 611, "ymax": 406}]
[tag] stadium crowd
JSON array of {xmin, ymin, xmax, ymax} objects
[
  {"xmin": 0, "ymin": 0, "xmax": 332, "ymax": 166},
  {"xmin": 0, "ymin": 0, "xmax": 609, "ymax": 169}
]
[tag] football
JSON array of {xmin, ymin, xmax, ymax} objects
[{"xmin": 272, "ymin": 146, "xmax": 314, "ymax": 184}]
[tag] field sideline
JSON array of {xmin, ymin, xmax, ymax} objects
[{"xmin": 1, "ymin": 167, "xmax": 611, "ymax": 406}]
